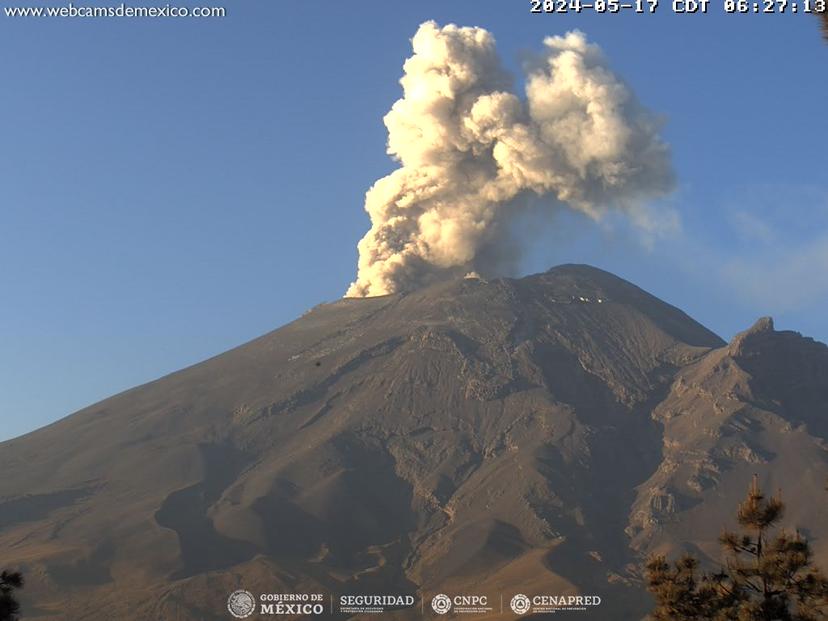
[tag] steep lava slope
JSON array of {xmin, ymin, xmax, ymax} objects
[{"xmin": 0, "ymin": 265, "xmax": 825, "ymax": 620}]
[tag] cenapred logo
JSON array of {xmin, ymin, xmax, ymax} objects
[
  {"xmin": 227, "ymin": 590, "xmax": 256, "ymax": 619},
  {"xmin": 510, "ymin": 593, "xmax": 531, "ymax": 615},
  {"xmin": 509, "ymin": 593, "xmax": 602, "ymax": 615},
  {"xmin": 431, "ymin": 593, "xmax": 452, "ymax": 614}
]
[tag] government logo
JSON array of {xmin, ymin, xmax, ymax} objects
[
  {"xmin": 431, "ymin": 594, "xmax": 452, "ymax": 614},
  {"xmin": 227, "ymin": 589, "xmax": 256, "ymax": 619},
  {"xmin": 510, "ymin": 593, "xmax": 531, "ymax": 615},
  {"xmin": 338, "ymin": 594, "xmax": 416, "ymax": 615}
]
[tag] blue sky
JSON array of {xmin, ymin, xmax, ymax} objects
[{"xmin": 1, "ymin": 1, "xmax": 826, "ymax": 441}]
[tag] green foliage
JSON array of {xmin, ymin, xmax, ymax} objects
[
  {"xmin": 0, "ymin": 570, "xmax": 24, "ymax": 621},
  {"xmin": 645, "ymin": 554, "xmax": 736, "ymax": 620},
  {"xmin": 646, "ymin": 477, "xmax": 828, "ymax": 620}
]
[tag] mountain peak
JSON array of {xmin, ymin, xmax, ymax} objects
[
  {"xmin": 729, "ymin": 316, "xmax": 775, "ymax": 356},
  {"xmin": 738, "ymin": 315, "xmax": 775, "ymax": 339},
  {"xmin": 1, "ymin": 266, "xmax": 824, "ymax": 621}
]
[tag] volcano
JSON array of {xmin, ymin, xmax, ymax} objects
[{"xmin": 1, "ymin": 265, "xmax": 826, "ymax": 620}]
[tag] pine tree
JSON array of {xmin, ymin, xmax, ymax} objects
[
  {"xmin": 646, "ymin": 477, "xmax": 828, "ymax": 620},
  {"xmin": 645, "ymin": 554, "xmax": 736, "ymax": 620},
  {"xmin": 0, "ymin": 570, "xmax": 24, "ymax": 621}
]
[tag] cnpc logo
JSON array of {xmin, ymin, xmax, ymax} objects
[{"xmin": 431, "ymin": 593, "xmax": 489, "ymax": 615}]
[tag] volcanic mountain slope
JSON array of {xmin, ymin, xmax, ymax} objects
[
  {"xmin": 629, "ymin": 316, "xmax": 828, "ymax": 563},
  {"xmin": 0, "ymin": 265, "xmax": 826, "ymax": 620}
]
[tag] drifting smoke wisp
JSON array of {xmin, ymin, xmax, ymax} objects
[{"xmin": 346, "ymin": 21, "xmax": 674, "ymax": 298}]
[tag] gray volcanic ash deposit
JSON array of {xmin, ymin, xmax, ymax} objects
[{"xmin": 1, "ymin": 265, "xmax": 826, "ymax": 620}]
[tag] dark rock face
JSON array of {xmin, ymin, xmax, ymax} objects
[{"xmin": 0, "ymin": 265, "xmax": 825, "ymax": 620}]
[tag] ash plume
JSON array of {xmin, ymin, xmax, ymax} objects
[{"xmin": 346, "ymin": 22, "xmax": 674, "ymax": 298}]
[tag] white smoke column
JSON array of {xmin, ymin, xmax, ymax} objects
[{"xmin": 346, "ymin": 22, "xmax": 673, "ymax": 298}]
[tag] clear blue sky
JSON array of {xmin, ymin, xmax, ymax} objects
[{"xmin": 1, "ymin": 1, "xmax": 826, "ymax": 441}]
